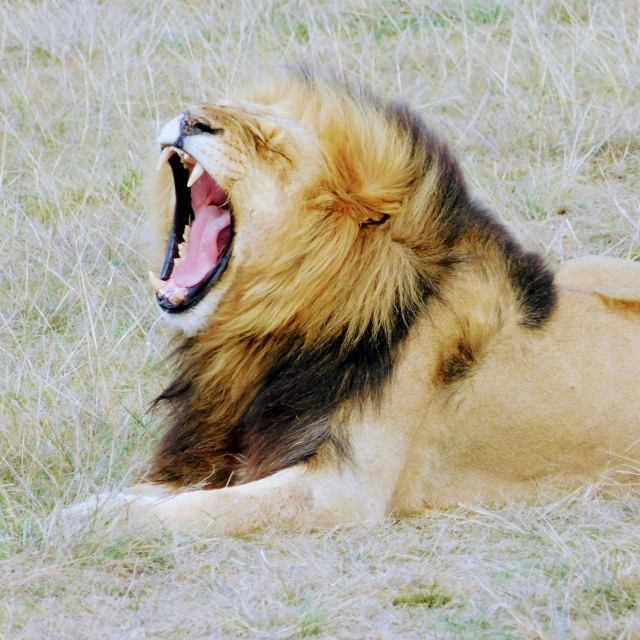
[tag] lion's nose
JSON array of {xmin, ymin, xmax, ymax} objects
[{"xmin": 181, "ymin": 109, "xmax": 224, "ymax": 137}]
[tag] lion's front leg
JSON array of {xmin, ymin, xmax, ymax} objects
[
  {"xmin": 119, "ymin": 463, "xmax": 384, "ymax": 534},
  {"xmin": 122, "ymin": 482, "xmax": 178, "ymax": 498}
]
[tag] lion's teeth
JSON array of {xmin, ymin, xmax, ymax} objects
[
  {"xmin": 173, "ymin": 148, "xmax": 191, "ymax": 168},
  {"xmin": 148, "ymin": 271, "xmax": 166, "ymax": 293},
  {"xmin": 187, "ymin": 162, "xmax": 205, "ymax": 187},
  {"xmin": 170, "ymin": 288, "xmax": 186, "ymax": 304},
  {"xmin": 177, "ymin": 225, "xmax": 191, "ymax": 258},
  {"xmin": 156, "ymin": 147, "xmax": 175, "ymax": 171}
]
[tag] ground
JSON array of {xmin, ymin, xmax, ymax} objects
[{"xmin": 1, "ymin": 0, "xmax": 640, "ymax": 638}]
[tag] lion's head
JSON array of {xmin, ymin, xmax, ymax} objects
[{"xmin": 149, "ymin": 68, "xmax": 462, "ymax": 339}]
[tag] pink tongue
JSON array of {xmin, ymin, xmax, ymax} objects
[{"xmin": 172, "ymin": 205, "xmax": 231, "ymax": 288}]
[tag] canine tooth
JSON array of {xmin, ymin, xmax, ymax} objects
[
  {"xmin": 187, "ymin": 162, "xmax": 205, "ymax": 187},
  {"xmin": 183, "ymin": 224, "xmax": 191, "ymax": 243},
  {"xmin": 148, "ymin": 271, "xmax": 166, "ymax": 293},
  {"xmin": 156, "ymin": 146, "xmax": 174, "ymax": 170}
]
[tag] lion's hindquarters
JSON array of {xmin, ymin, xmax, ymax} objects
[
  {"xmin": 430, "ymin": 285, "xmax": 640, "ymax": 494},
  {"xmin": 557, "ymin": 256, "xmax": 640, "ymax": 293}
]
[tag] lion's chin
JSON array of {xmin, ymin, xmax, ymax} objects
[
  {"xmin": 159, "ymin": 284, "xmax": 230, "ymax": 335},
  {"xmin": 149, "ymin": 147, "xmax": 234, "ymax": 315}
]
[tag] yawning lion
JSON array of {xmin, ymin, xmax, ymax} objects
[{"xmin": 92, "ymin": 67, "xmax": 640, "ymax": 532}]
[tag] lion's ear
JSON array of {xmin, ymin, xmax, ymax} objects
[
  {"xmin": 361, "ymin": 212, "xmax": 390, "ymax": 226},
  {"xmin": 342, "ymin": 189, "xmax": 399, "ymax": 227},
  {"xmin": 329, "ymin": 149, "xmax": 405, "ymax": 227},
  {"xmin": 337, "ymin": 192, "xmax": 396, "ymax": 228}
]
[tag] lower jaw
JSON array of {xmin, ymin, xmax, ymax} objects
[
  {"xmin": 156, "ymin": 230, "xmax": 233, "ymax": 314},
  {"xmin": 158, "ymin": 284, "xmax": 229, "ymax": 335}
]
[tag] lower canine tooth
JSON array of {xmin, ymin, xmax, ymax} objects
[{"xmin": 148, "ymin": 271, "xmax": 166, "ymax": 293}]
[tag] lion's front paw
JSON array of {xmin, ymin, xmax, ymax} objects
[{"xmin": 58, "ymin": 492, "xmax": 165, "ymax": 532}]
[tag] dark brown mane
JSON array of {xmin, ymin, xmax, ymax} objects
[{"xmin": 148, "ymin": 273, "xmax": 444, "ymax": 488}]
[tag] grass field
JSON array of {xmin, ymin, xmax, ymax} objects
[{"xmin": 2, "ymin": 0, "xmax": 640, "ymax": 637}]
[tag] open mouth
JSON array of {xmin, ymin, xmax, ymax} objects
[{"xmin": 149, "ymin": 147, "xmax": 233, "ymax": 313}]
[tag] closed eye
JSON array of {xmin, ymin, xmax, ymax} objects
[{"xmin": 195, "ymin": 123, "xmax": 225, "ymax": 136}]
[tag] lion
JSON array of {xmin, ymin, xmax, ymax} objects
[{"xmin": 88, "ymin": 67, "xmax": 640, "ymax": 533}]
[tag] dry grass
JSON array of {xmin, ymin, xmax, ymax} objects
[{"xmin": 1, "ymin": 0, "xmax": 640, "ymax": 637}]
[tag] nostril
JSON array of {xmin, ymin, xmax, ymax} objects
[{"xmin": 181, "ymin": 110, "xmax": 224, "ymax": 137}]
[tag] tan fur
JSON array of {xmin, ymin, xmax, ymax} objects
[{"xmin": 81, "ymin": 70, "xmax": 640, "ymax": 533}]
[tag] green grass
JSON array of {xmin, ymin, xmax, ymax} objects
[
  {"xmin": 392, "ymin": 580, "xmax": 453, "ymax": 608},
  {"xmin": 1, "ymin": 0, "xmax": 640, "ymax": 637}
]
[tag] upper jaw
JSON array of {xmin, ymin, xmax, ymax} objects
[{"xmin": 156, "ymin": 145, "xmax": 208, "ymax": 189}]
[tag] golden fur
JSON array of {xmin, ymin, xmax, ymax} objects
[{"xmin": 80, "ymin": 68, "xmax": 640, "ymax": 533}]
